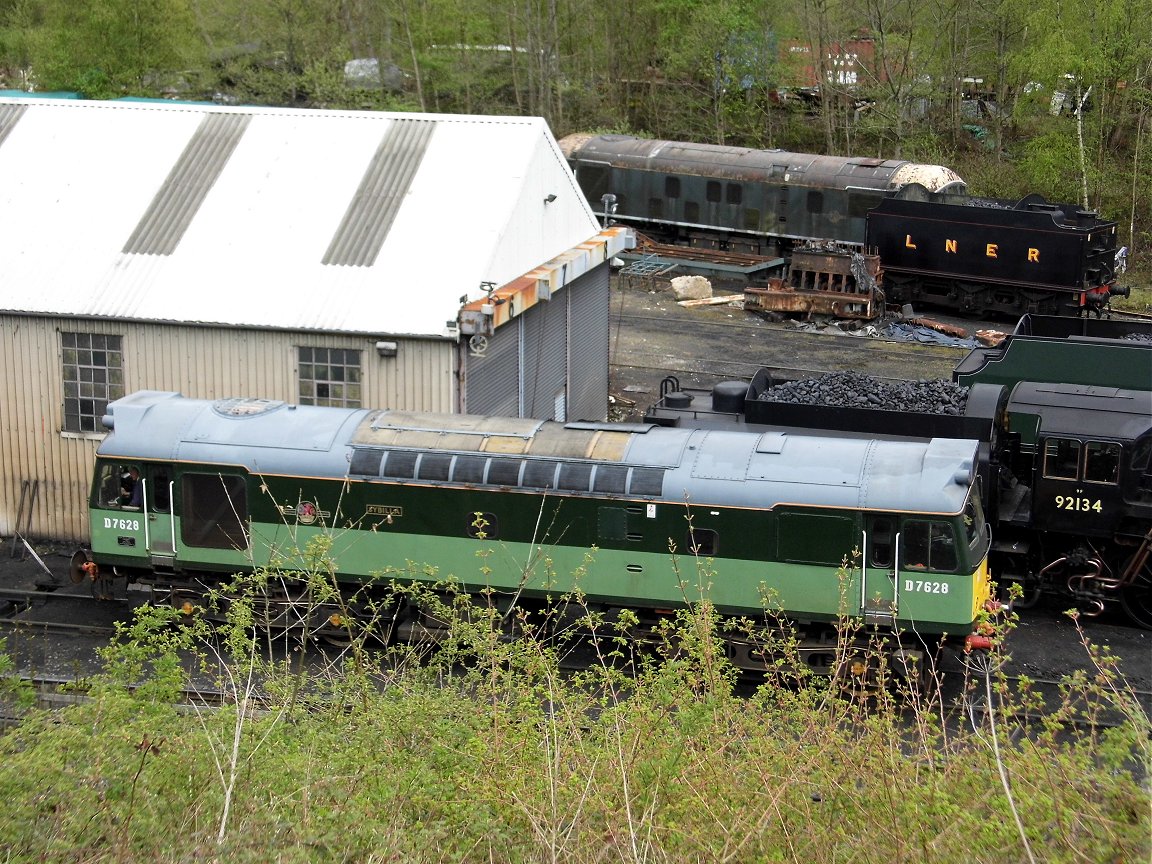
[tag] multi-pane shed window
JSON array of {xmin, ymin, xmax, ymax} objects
[
  {"xmin": 298, "ymin": 347, "xmax": 361, "ymax": 407},
  {"xmin": 62, "ymin": 332, "xmax": 124, "ymax": 432}
]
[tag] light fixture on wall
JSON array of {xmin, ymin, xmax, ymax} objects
[
  {"xmin": 543, "ymin": 193, "xmax": 557, "ymax": 204},
  {"xmin": 375, "ymin": 340, "xmax": 398, "ymax": 358}
]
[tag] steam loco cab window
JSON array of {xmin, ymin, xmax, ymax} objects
[
  {"xmin": 181, "ymin": 473, "xmax": 249, "ymax": 550},
  {"xmin": 902, "ymin": 521, "xmax": 958, "ymax": 572},
  {"xmin": 1084, "ymin": 442, "xmax": 1120, "ymax": 484},
  {"xmin": 1043, "ymin": 438, "xmax": 1081, "ymax": 480}
]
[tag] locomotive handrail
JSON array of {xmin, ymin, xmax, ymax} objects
[
  {"xmin": 142, "ymin": 478, "xmax": 150, "ymax": 550},
  {"xmin": 859, "ymin": 530, "xmax": 868, "ymax": 616}
]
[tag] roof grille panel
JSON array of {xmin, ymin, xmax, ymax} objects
[
  {"xmin": 123, "ymin": 113, "xmax": 250, "ymax": 256},
  {"xmin": 0, "ymin": 103, "xmax": 28, "ymax": 149},
  {"xmin": 323, "ymin": 118, "xmax": 437, "ymax": 267}
]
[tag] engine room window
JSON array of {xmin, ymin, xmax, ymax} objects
[
  {"xmin": 466, "ymin": 511, "xmax": 498, "ymax": 539},
  {"xmin": 778, "ymin": 512, "xmax": 855, "ymax": 565},
  {"xmin": 181, "ymin": 473, "xmax": 249, "ymax": 550},
  {"xmin": 298, "ymin": 347, "xmax": 361, "ymax": 408},
  {"xmin": 687, "ymin": 528, "xmax": 718, "ymax": 556},
  {"xmin": 1084, "ymin": 441, "xmax": 1120, "ymax": 484},
  {"xmin": 743, "ymin": 208, "xmax": 761, "ymax": 231},
  {"xmin": 806, "ymin": 190, "xmax": 824, "ymax": 213},
  {"xmin": 902, "ymin": 521, "xmax": 958, "ymax": 572},
  {"xmin": 726, "ymin": 183, "xmax": 743, "ymax": 205},
  {"xmin": 61, "ymin": 332, "xmax": 124, "ymax": 433},
  {"xmin": 664, "ymin": 176, "xmax": 680, "ymax": 198},
  {"xmin": 1043, "ymin": 438, "xmax": 1081, "ymax": 480},
  {"xmin": 684, "ymin": 201, "xmax": 700, "ymax": 222},
  {"xmin": 648, "ymin": 197, "xmax": 663, "ymax": 219},
  {"xmin": 706, "ymin": 181, "xmax": 722, "ymax": 203}
]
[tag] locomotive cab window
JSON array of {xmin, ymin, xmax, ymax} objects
[
  {"xmin": 1084, "ymin": 441, "xmax": 1120, "ymax": 484},
  {"xmin": 1043, "ymin": 438, "xmax": 1081, "ymax": 480},
  {"xmin": 182, "ymin": 473, "xmax": 249, "ymax": 550},
  {"xmin": 869, "ymin": 517, "xmax": 894, "ymax": 567},
  {"xmin": 902, "ymin": 521, "xmax": 957, "ymax": 572},
  {"xmin": 93, "ymin": 462, "xmax": 143, "ymax": 509}
]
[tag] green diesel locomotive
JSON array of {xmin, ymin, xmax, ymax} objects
[{"xmin": 79, "ymin": 391, "xmax": 995, "ymax": 675}]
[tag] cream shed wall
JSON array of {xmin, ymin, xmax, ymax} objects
[{"xmin": 0, "ymin": 314, "xmax": 454, "ymax": 542}]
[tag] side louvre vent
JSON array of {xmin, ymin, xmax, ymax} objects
[
  {"xmin": 0, "ymin": 103, "xmax": 27, "ymax": 150},
  {"xmin": 123, "ymin": 113, "xmax": 251, "ymax": 255},
  {"xmin": 323, "ymin": 118, "xmax": 437, "ymax": 267}
]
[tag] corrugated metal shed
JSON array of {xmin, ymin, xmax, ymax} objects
[{"xmin": 0, "ymin": 98, "xmax": 602, "ymax": 337}]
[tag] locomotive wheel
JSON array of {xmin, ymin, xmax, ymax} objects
[{"xmin": 1119, "ymin": 553, "xmax": 1152, "ymax": 630}]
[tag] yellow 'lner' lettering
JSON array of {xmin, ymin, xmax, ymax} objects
[
  {"xmin": 945, "ymin": 239, "xmax": 957, "ymax": 253},
  {"xmin": 1027, "ymin": 248, "xmax": 1039, "ymax": 263},
  {"xmin": 986, "ymin": 244, "xmax": 998, "ymax": 258},
  {"xmin": 905, "ymin": 235, "xmax": 917, "ymax": 249}
]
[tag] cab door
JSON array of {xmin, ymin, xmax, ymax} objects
[
  {"xmin": 862, "ymin": 515, "xmax": 898, "ymax": 626},
  {"xmin": 143, "ymin": 463, "xmax": 177, "ymax": 568}
]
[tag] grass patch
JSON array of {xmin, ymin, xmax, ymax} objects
[{"xmin": 0, "ymin": 568, "xmax": 1146, "ymax": 863}]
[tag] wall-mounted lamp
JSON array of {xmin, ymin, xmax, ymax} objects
[
  {"xmin": 543, "ymin": 193, "xmax": 557, "ymax": 204},
  {"xmin": 375, "ymin": 340, "xmax": 398, "ymax": 358}
]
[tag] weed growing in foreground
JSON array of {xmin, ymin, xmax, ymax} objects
[{"xmin": 0, "ymin": 561, "xmax": 1145, "ymax": 864}]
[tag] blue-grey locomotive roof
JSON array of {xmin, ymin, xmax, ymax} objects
[{"xmin": 99, "ymin": 392, "xmax": 978, "ymax": 515}]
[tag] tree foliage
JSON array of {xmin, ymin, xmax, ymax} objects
[{"xmin": 0, "ymin": 0, "xmax": 1149, "ymax": 266}]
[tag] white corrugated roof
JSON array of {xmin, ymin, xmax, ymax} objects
[{"xmin": 0, "ymin": 98, "xmax": 604, "ymax": 337}]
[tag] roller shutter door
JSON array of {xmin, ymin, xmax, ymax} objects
[
  {"xmin": 462, "ymin": 321, "xmax": 519, "ymax": 416},
  {"xmin": 567, "ymin": 266, "xmax": 610, "ymax": 421},
  {"xmin": 522, "ymin": 294, "xmax": 569, "ymax": 420}
]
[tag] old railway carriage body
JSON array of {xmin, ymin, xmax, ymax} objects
[
  {"xmin": 87, "ymin": 391, "xmax": 992, "ymax": 669},
  {"xmin": 558, "ymin": 133, "xmax": 965, "ymax": 257}
]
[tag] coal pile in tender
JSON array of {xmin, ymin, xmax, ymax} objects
[{"xmin": 759, "ymin": 371, "xmax": 970, "ymax": 415}]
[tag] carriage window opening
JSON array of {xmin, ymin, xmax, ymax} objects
[
  {"xmin": 182, "ymin": 473, "xmax": 249, "ymax": 550},
  {"xmin": 902, "ymin": 520, "xmax": 957, "ymax": 572},
  {"xmin": 452, "ymin": 455, "xmax": 486, "ymax": 484},
  {"xmin": 665, "ymin": 176, "xmax": 680, "ymax": 198},
  {"xmin": 1084, "ymin": 441, "xmax": 1120, "ymax": 484},
  {"xmin": 417, "ymin": 453, "xmax": 452, "ymax": 482},
  {"xmin": 1043, "ymin": 438, "xmax": 1081, "ymax": 480},
  {"xmin": 687, "ymin": 528, "xmax": 718, "ymax": 556},
  {"xmin": 706, "ymin": 181, "xmax": 722, "ymax": 203},
  {"xmin": 648, "ymin": 197, "xmax": 663, "ymax": 219},
  {"xmin": 487, "ymin": 458, "xmax": 522, "ymax": 486},
  {"xmin": 466, "ymin": 511, "xmax": 499, "ymax": 539},
  {"xmin": 62, "ymin": 332, "xmax": 124, "ymax": 433},
  {"xmin": 684, "ymin": 201, "xmax": 700, "ymax": 222},
  {"xmin": 806, "ymin": 190, "xmax": 824, "ymax": 213},
  {"xmin": 298, "ymin": 347, "xmax": 361, "ymax": 408},
  {"xmin": 382, "ymin": 451, "xmax": 418, "ymax": 480},
  {"xmin": 726, "ymin": 183, "xmax": 742, "ymax": 205},
  {"xmin": 870, "ymin": 517, "xmax": 894, "ymax": 567}
]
